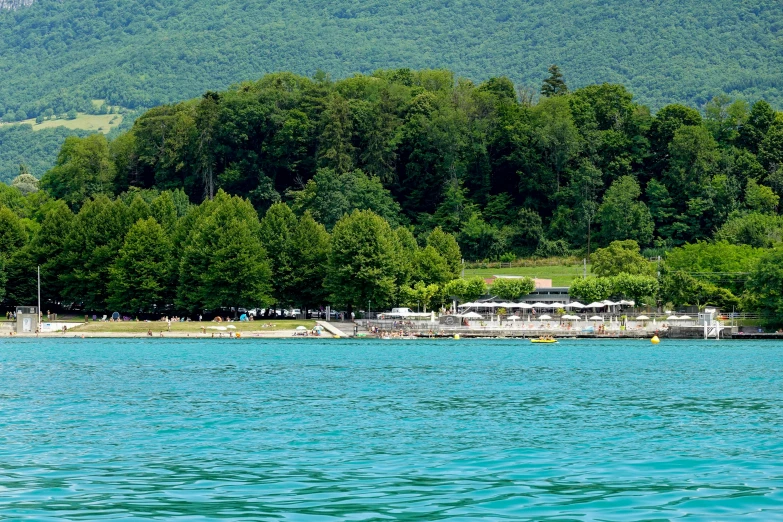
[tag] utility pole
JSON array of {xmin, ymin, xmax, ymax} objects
[
  {"xmin": 583, "ymin": 258, "xmax": 587, "ymax": 279},
  {"xmin": 461, "ymin": 259, "xmax": 465, "ymax": 279},
  {"xmin": 37, "ymin": 265, "xmax": 41, "ymax": 324}
]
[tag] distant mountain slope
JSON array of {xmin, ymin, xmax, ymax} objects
[{"xmin": 0, "ymin": 0, "xmax": 782, "ymax": 119}]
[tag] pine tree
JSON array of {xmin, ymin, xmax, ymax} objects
[{"xmin": 540, "ymin": 65, "xmax": 568, "ymax": 97}]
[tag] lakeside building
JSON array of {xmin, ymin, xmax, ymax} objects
[{"xmin": 517, "ymin": 286, "xmax": 573, "ymax": 305}]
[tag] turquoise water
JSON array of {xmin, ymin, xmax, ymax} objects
[{"xmin": 1, "ymin": 339, "xmax": 782, "ymax": 520}]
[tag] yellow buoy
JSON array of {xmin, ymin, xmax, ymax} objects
[
  {"xmin": 453, "ymin": 334, "xmax": 460, "ymax": 340},
  {"xmin": 651, "ymin": 335, "xmax": 660, "ymax": 344}
]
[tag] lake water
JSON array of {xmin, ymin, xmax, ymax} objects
[{"xmin": 1, "ymin": 338, "xmax": 782, "ymax": 520}]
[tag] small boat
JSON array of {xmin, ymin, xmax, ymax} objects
[{"xmin": 530, "ymin": 337, "xmax": 558, "ymax": 344}]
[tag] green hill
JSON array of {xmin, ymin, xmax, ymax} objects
[{"xmin": 1, "ymin": 0, "xmax": 782, "ymax": 120}]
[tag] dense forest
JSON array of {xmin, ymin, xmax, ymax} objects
[
  {"xmin": 3, "ymin": 0, "xmax": 782, "ymax": 181},
  {"xmin": 3, "ymin": 69, "xmax": 783, "ymax": 320},
  {"xmin": 0, "ymin": 125, "xmax": 91, "ymax": 181},
  {"xmin": 1, "ymin": 0, "xmax": 782, "ymax": 117}
]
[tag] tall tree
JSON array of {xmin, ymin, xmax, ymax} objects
[
  {"xmin": 413, "ymin": 245, "xmax": 451, "ymax": 286},
  {"xmin": 26, "ymin": 201, "xmax": 74, "ymax": 304},
  {"xmin": 591, "ymin": 240, "xmax": 652, "ymax": 277},
  {"xmin": 40, "ymin": 134, "xmax": 116, "ymax": 208},
  {"xmin": 108, "ymin": 218, "xmax": 172, "ymax": 312},
  {"xmin": 285, "ymin": 211, "xmax": 330, "ymax": 314},
  {"xmin": 289, "ymin": 168, "xmax": 401, "ymax": 230},
  {"xmin": 540, "ymin": 65, "xmax": 568, "ymax": 97},
  {"xmin": 747, "ymin": 246, "xmax": 783, "ymax": 323},
  {"xmin": 259, "ymin": 202, "xmax": 296, "ymax": 305},
  {"xmin": 318, "ymin": 93, "xmax": 355, "ymax": 173},
  {"xmin": 738, "ymin": 100, "xmax": 776, "ymax": 154},
  {"xmin": 597, "ymin": 176, "xmax": 654, "ymax": 246},
  {"xmin": 426, "ymin": 227, "xmax": 462, "ymax": 277},
  {"xmin": 0, "ymin": 206, "xmax": 28, "ymax": 302},
  {"xmin": 61, "ymin": 196, "xmax": 130, "ymax": 310},
  {"xmin": 195, "ymin": 92, "xmax": 220, "ymax": 200},
  {"xmin": 326, "ymin": 209, "xmax": 400, "ymax": 312},
  {"xmin": 177, "ymin": 191, "xmax": 272, "ymax": 313}
]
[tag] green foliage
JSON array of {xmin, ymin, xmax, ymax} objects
[
  {"xmin": 0, "ymin": 205, "xmax": 27, "ymax": 257},
  {"xmin": 591, "ymin": 240, "xmax": 652, "ymax": 277},
  {"xmin": 19, "ymin": 200, "xmax": 74, "ymax": 304},
  {"xmin": 660, "ymin": 269, "xmax": 738, "ymax": 309},
  {"xmin": 490, "ymin": 277, "xmax": 535, "ymax": 300},
  {"xmin": 400, "ymin": 281, "xmax": 440, "ymax": 312},
  {"xmin": 425, "ymin": 227, "xmax": 462, "ymax": 278},
  {"xmin": 259, "ymin": 202, "xmax": 296, "ymax": 304},
  {"xmin": 0, "ymin": 125, "xmax": 91, "ymax": 183},
  {"xmin": 2, "ymin": 0, "xmax": 782, "ymax": 117},
  {"xmin": 61, "ymin": 195, "xmax": 130, "ymax": 310},
  {"xmin": 541, "ymin": 65, "xmax": 568, "ymax": 97},
  {"xmin": 570, "ymin": 274, "xmax": 658, "ymax": 304},
  {"xmin": 747, "ymin": 246, "xmax": 783, "ymax": 322},
  {"xmin": 610, "ymin": 273, "xmax": 659, "ymax": 304},
  {"xmin": 289, "ymin": 168, "xmax": 401, "ymax": 230},
  {"xmin": 413, "ymin": 246, "xmax": 451, "ymax": 286},
  {"xmin": 665, "ymin": 241, "xmax": 763, "ymax": 294},
  {"xmin": 177, "ymin": 191, "xmax": 272, "ymax": 312},
  {"xmin": 40, "ymin": 134, "xmax": 115, "ymax": 208},
  {"xmin": 285, "ymin": 211, "xmax": 331, "ymax": 310},
  {"xmin": 443, "ymin": 277, "xmax": 487, "ymax": 302},
  {"xmin": 569, "ymin": 277, "xmax": 614, "ymax": 303},
  {"xmin": 458, "ymin": 215, "xmax": 505, "ymax": 261},
  {"xmin": 108, "ymin": 218, "xmax": 172, "ymax": 312},
  {"xmin": 598, "ymin": 176, "xmax": 653, "ymax": 246},
  {"xmin": 715, "ymin": 212, "xmax": 783, "ymax": 248},
  {"xmin": 745, "ymin": 180, "xmax": 779, "ymax": 214},
  {"xmin": 326, "ymin": 209, "xmax": 401, "ymax": 311}
]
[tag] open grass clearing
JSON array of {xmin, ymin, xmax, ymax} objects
[
  {"xmin": 465, "ymin": 264, "xmax": 591, "ymax": 287},
  {"xmin": 0, "ymin": 112, "xmax": 123, "ymax": 134},
  {"xmin": 71, "ymin": 320, "xmax": 317, "ymax": 333}
]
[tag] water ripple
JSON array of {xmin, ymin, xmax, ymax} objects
[{"xmin": 1, "ymin": 338, "xmax": 782, "ymax": 520}]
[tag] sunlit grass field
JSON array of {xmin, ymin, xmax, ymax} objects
[
  {"xmin": 71, "ymin": 320, "xmax": 317, "ymax": 333},
  {"xmin": 464, "ymin": 265, "xmax": 591, "ymax": 287},
  {"xmin": 1, "ymin": 113, "xmax": 123, "ymax": 134}
]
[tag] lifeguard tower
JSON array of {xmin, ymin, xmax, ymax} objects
[{"xmin": 698, "ymin": 308, "xmax": 723, "ymax": 339}]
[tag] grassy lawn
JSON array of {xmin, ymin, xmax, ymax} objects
[
  {"xmin": 71, "ymin": 320, "xmax": 317, "ymax": 333},
  {"xmin": 465, "ymin": 265, "xmax": 590, "ymax": 286},
  {"xmin": 1, "ymin": 113, "xmax": 123, "ymax": 134}
]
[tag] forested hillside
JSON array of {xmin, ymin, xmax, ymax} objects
[
  {"xmin": 1, "ymin": 0, "xmax": 782, "ymax": 120},
  {"xmin": 35, "ymin": 69, "xmax": 783, "ymax": 258},
  {"xmin": 3, "ymin": 69, "xmax": 783, "ymax": 319}
]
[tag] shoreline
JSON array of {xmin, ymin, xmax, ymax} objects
[
  {"xmin": 4, "ymin": 330, "xmax": 327, "ymax": 339},
  {"xmin": 3, "ymin": 331, "xmax": 780, "ymax": 340}
]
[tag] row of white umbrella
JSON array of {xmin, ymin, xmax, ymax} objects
[
  {"xmin": 459, "ymin": 313, "xmax": 691, "ymax": 321},
  {"xmin": 459, "ymin": 299, "xmax": 635, "ymax": 310}
]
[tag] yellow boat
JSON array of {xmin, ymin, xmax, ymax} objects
[{"xmin": 530, "ymin": 337, "xmax": 558, "ymax": 344}]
